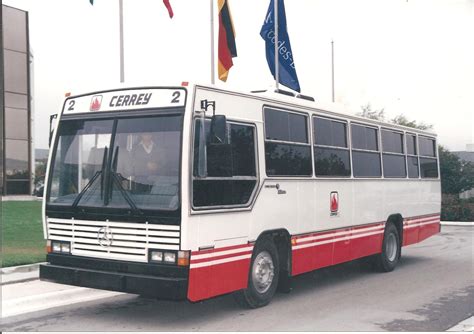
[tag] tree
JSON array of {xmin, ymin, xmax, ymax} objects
[
  {"xmin": 391, "ymin": 114, "xmax": 433, "ymax": 131},
  {"xmin": 359, "ymin": 103, "xmax": 386, "ymax": 121},
  {"xmin": 439, "ymin": 146, "xmax": 474, "ymax": 194},
  {"xmin": 358, "ymin": 104, "xmax": 433, "ymax": 130}
]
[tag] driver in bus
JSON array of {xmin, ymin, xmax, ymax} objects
[{"xmin": 130, "ymin": 133, "xmax": 161, "ymax": 192}]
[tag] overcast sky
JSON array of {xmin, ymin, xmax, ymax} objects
[{"xmin": 4, "ymin": 0, "xmax": 473, "ymax": 151}]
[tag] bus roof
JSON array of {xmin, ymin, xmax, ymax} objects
[{"xmin": 195, "ymin": 84, "xmax": 437, "ymax": 137}]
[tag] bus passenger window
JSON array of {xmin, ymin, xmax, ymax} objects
[
  {"xmin": 406, "ymin": 134, "xmax": 419, "ymax": 178},
  {"xmin": 313, "ymin": 117, "xmax": 350, "ymax": 177},
  {"xmin": 381, "ymin": 129, "xmax": 406, "ymax": 178},
  {"xmin": 264, "ymin": 108, "xmax": 312, "ymax": 176},
  {"xmin": 351, "ymin": 124, "xmax": 382, "ymax": 177},
  {"xmin": 419, "ymin": 137, "xmax": 438, "ymax": 178}
]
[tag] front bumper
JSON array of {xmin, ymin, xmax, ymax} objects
[{"xmin": 40, "ymin": 254, "xmax": 188, "ymax": 300}]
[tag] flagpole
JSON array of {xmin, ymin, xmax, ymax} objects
[
  {"xmin": 331, "ymin": 40, "xmax": 335, "ymax": 102},
  {"xmin": 119, "ymin": 0, "xmax": 125, "ymax": 83},
  {"xmin": 210, "ymin": 0, "xmax": 215, "ymax": 85},
  {"xmin": 274, "ymin": 0, "xmax": 279, "ymax": 91}
]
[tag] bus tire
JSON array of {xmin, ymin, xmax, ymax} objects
[
  {"xmin": 234, "ymin": 238, "xmax": 280, "ymax": 308},
  {"xmin": 374, "ymin": 222, "xmax": 401, "ymax": 272}
]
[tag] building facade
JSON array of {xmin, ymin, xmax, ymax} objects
[{"xmin": 2, "ymin": 5, "xmax": 33, "ymax": 195}]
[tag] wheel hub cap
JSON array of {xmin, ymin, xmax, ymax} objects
[
  {"xmin": 252, "ymin": 251, "xmax": 275, "ymax": 294},
  {"xmin": 386, "ymin": 233, "xmax": 397, "ymax": 262}
]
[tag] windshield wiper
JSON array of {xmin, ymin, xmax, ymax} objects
[
  {"xmin": 72, "ymin": 146, "xmax": 108, "ymax": 209},
  {"xmin": 109, "ymin": 146, "xmax": 144, "ymax": 216}
]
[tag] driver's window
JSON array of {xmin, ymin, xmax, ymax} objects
[{"xmin": 192, "ymin": 119, "xmax": 258, "ymax": 208}]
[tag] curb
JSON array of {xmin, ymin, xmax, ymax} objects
[
  {"xmin": 448, "ymin": 316, "xmax": 473, "ymax": 332},
  {"xmin": 440, "ymin": 221, "xmax": 474, "ymax": 227},
  {"xmin": 1, "ymin": 262, "xmax": 45, "ymax": 286},
  {"xmin": 1, "ymin": 262, "xmax": 45, "ymax": 274}
]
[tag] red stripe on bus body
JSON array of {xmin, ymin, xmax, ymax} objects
[
  {"xmin": 190, "ymin": 250, "xmax": 253, "ymax": 264},
  {"xmin": 294, "ymin": 235, "xmax": 334, "ymax": 246},
  {"xmin": 405, "ymin": 213, "xmax": 440, "ymax": 222},
  {"xmin": 351, "ymin": 222, "xmax": 384, "ymax": 231},
  {"xmin": 404, "ymin": 218, "xmax": 440, "ymax": 227},
  {"xmin": 192, "ymin": 243, "xmax": 251, "ymax": 256},
  {"xmin": 294, "ymin": 223, "xmax": 382, "ymax": 241}
]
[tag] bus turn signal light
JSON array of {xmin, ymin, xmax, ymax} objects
[
  {"xmin": 46, "ymin": 240, "xmax": 52, "ymax": 253},
  {"xmin": 178, "ymin": 250, "xmax": 190, "ymax": 266}
]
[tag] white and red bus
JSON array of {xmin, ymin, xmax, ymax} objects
[{"xmin": 40, "ymin": 84, "xmax": 441, "ymax": 308}]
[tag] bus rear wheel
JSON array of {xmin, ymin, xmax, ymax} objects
[
  {"xmin": 374, "ymin": 222, "xmax": 401, "ymax": 272},
  {"xmin": 234, "ymin": 238, "xmax": 280, "ymax": 308}
]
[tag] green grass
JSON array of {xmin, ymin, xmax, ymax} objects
[{"xmin": 1, "ymin": 201, "xmax": 46, "ymax": 267}]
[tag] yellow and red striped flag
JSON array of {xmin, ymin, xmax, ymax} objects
[{"xmin": 218, "ymin": 0, "xmax": 237, "ymax": 82}]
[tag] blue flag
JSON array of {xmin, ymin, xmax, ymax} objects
[{"xmin": 260, "ymin": 0, "xmax": 300, "ymax": 92}]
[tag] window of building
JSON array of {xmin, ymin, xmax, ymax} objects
[
  {"xmin": 406, "ymin": 133, "xmax": 419, "ymax": 178},
  {"xmin": 3, "ymin": 6, "xmax": 28, "ymax": 53},
  {"xmin": 264, "ymin": 108, "xmax": 312, "ymax": 176},
  {"xmin": 382, "ymin": 129, "xmax": 406, "ymax": 178},
  {"xmin": 192, "ymin": 119, "xmax": 257, "ymax": 208},
  {"xmin": 351, "ymin": 124, "xmax": 381, "ymax": 177},
  {"xmin": 313, "ymin": 117, "xmax": 350, "ymax": 177},
  {"xmin": 4, "ymin": 50, "xmax": 28, "ymax": 94},
  {"xmin": 5, "ymin": 108, "xmax": 28, "ymax": 140},
  {"xmin": 5, "ymin": 139, "xmax": 29, "ymax": 180}
]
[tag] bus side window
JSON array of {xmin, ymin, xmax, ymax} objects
[
  {"xmin": 192, "ymin": 119, "xmax": 258, "ymax": 208},
  {"xmin": 263, "ymin": 108, "xmax": 312, "ymax": 177},
  {"xmin": 419, "ymin": 136, "xmax": 438, "ymax": 178},
  {"xmin": 381, "ymin": 129, "xmax": 406, "ymax": 178},
  {"xmin": 313, "ymin": 116, "xmax": 351, "ymax": 177},
  {"xmin": 351, "ymin": 124, "xmax": 382, "ymax": 178}
]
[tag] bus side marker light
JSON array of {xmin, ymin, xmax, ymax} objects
[{"xmin": 291, "ymin": 238, "xmax": 297, "ymax": 246}]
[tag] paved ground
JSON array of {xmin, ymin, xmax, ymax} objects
[{"xmin": 1, "ymin": 226, "xmax": 473, "ymax": 331}]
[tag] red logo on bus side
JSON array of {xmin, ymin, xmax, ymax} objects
[
  {"xmin": 330, "ymin": 192, "xmax": 339, "ymax": 215},
  {"xmin": 90, "ymin": 95, "xmax": 103, "ymax": 111}
]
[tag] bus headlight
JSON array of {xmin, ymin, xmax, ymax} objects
[
  {"xmin": 50, "ymin": 240, "xmax": 71, "ymax": 254},
  {"xmin": 61, "ymin": 242, "xmax": 71, "ymax": 253},
  {"xmin": 150, "ymin": 251, "xmax": 163, "ymax": 262},
  {"xmin": 52, "ymin": 241, "xmax": 61, "ymax": 253},
  {"xmin": 164, "ymin": 252, "xmax": 176, "ymax": 264}
]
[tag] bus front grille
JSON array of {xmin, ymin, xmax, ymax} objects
[{"xmin": 46, "ymin": 218, "xmax": 180, "ymax": 263}]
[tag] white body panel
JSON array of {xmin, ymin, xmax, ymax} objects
[{"xmin": 181, "ymin": 85, "xmax": 440, "ymax": 252}]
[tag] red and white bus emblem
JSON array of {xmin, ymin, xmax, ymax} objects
[
  {"xmin": 330, "ymin": 192, "xmax": 339, "ymax": 215},
  {"xmin": 90, "ymin": 95, "xmax": 103, "ymax": 111}
]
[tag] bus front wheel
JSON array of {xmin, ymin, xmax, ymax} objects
[
  {"xmin": 374, "ymin": 222, "xmax": 401, "ymax": 272},
  {"xmin": 234, "ymin": 238, "xmax": 280, "ymax": 308}
]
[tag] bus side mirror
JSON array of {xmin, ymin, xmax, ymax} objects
[
  {"xmin": 49, "ymin": 114, "xmax": 58, "ymax": 147},
  {"xmin": 210, "ymin": 115, "xmax": 228, "ymax": 145}
]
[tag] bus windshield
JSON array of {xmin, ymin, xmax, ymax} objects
[{"xmin": 47, "ymin": 114, "xmax": 183, "ymax": 212}]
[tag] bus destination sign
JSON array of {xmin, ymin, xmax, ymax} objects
[{"xmin": 63, "ymin": 88, "xmax": 186, "ymax": 114}]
